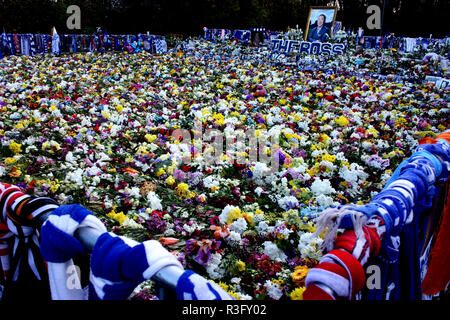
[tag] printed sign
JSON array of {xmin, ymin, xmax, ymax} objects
[{"xmin": 270, "ymin": 39, "xmax": 345, "ymax": 55}]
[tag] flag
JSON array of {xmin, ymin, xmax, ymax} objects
[
  {"xmin": 51, "ymin": 27, "xmax": 60, "ymax": 55},
  {"xmin": 71, "ymin": 34, "xmax": 77, "ymax": 53},
  {"xmin": 1, "ymin": 32, "xmax": 8, "ymax": 56},
  {"xmin": 155, "ymin": 39, "xmax": 167, "ymax": 54}
]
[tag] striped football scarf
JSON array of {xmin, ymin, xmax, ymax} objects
[{"xmin": 0, "ymin": 183, "xmax": 58, "ymax": 294}]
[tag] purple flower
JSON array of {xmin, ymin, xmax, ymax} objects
[
  {"xmin": 174, "ymin": 218, "xmax": 185, "ymax": 234},
  {"xmin": 145, "ymin": 214, "xmax": 167, "ymax": 234},
  {"xmin": 176, "ymin": 252, "xmax": 187, "ymax": 268},
  {"xmin": 287, "ymin": 257, "xmax": 303, "ymax": 268},
  {"xmin": 130, "ymin": 288, "xmax": 158, "ymax": 300},
  {"xmin": 188, "ymin": 171, "xmax": 203, "ymax": 186},
  {"xmin": 277, "ymin": 150, "xmax": 286, "ymax": 164},
  {"xmin": 195, "ymin": 247, "xmax": 211, "ymax": 266},
  {"xmin": 173, "ymin": 168, "xmax": 186, "ymax": 181}
]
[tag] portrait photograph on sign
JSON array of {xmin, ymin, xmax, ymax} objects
[{"xmin": 305, "ymin": 6, "xmax": 337, "ymax": 42}]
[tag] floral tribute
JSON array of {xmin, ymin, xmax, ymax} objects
[{"xmin": 0, "ymin": 40, "xmax": 448, "ymax": 300}]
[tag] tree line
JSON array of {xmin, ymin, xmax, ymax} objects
[{"xmin": 0, "ymin": 0, "xmax": 448, "ymax": 38}]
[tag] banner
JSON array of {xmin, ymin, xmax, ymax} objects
[{"xmin": 270, "ymin": 39, "xmax": 346, "ymax": 55}]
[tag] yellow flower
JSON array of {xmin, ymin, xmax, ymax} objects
[
  {"xmin": 156, "ymin": 168, "xmax": 166, "ymax": 177},
  {"xmin": 244, "ymin": 212, "xmax": 254, "ymax": 226},
  {"xmin": 227, "ymin": 207, "xmax": 243, "ymax": 224},
  {"xmin": 290, "ymin": 287, "xmax": 306, "ymax": 300},
  {"xmin": 211, "ymin": 112, "xmax": 225, "ymax": 126},
  {"xmin": 145, "ymin": 134, "xmax": 157, "ymax": 143},
  {"xmin": 14, "ymin": 123, "xmax": 24, "ymax": 130},
  {"xmin": 9, "ymin": 141, "xmax": 22, "ymax": 154},
  {"xmin": 291, "ymin": 266, "xmax": 310, "ymax": 286},
  {"xmin": 367, "ymin": 128, "xmax": 379, "ymax": 138},
  {"xmin": 217, "ymin": 282, "xmax": 229, "ymax": 291},
  {"xmin": 136, "ymin": 145, "xmax": 148, "ymax": 155},
  {"xmin": 107, "ymin": 210, "xmax": 128, "ymax": 225},
  {"xmin": 101, "ymin": 109, "xmax": 111, "ymax": 119},
  {"xmin": 228, "ymin": 291, "xmax": 240, "ymax": 300},
  {"xmin": 5, "ymin": 157, "xmax": 18, "ymax": 165},
  {"xmin": 166, "ymin": 175, "xmax": 175, "ymax": 186},
  {"xmin": 187, "ymin": 191, "xmax": 196, "ymax": 199},
  {"xmin": 236, "ymin": 260, "xmax": 246, "ymax": 272},
  {"xmin": 176, "ymin": 183, "xmax": 189, "ymax": 198},
  {"xmin": 115, "ymin": 104, "xmax": 124, "ymax": 112},
  {"xmin": 321, "ymin": 154, "xmax": 336, "ymax": 162},
  {"xmin": 335, "ymin": 116, "xmax": 349, "ymax": 127}
]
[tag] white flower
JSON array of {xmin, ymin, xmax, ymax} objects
[
  {"xmin": 147, "ymin": 191, "xmax": 163, "ymax": 211},
  {"xmin": 203, "ymin": 175, "xmax": 220, "ymax": 188},
  {"xmin": 236, "ymin": 292, "xmax": 253, "ymax": 300},
  {"xmin": 122, "ymin": 218, "xmax": 144, "ymax": 229},
  {"xmin": 65, "ymin": 151, "xmax": 76, "ymax": 162},
  {"xmin": 277, "ymin": 196, "xmax": 299, "ymax": 210},
  {"xmin": 227, "ymin": 231, "xmax": 242, "ymax": 243},
  {"xmin": 255, "ymin": 220, "xmax": 271, "ymax": 235},
  {"xmin": 262, "ymin": 241, "xmax": 287, "ymax": 262},
  {"xmin": 183, "ymin": 222, "xmax": 198, "ymax": 235},
  {"xmin": 297, "ymin": 232, "xmax": 323, "ymax": 260},
  {"xmin": 206, "ymin": 253, "xmax": 225, "ymax": 280},
  {"xmin": 315, "ymin": 194, "xmax": 334, "ymax": 208},
  {"xmin": 254, "ymin": 187, "xmax": 264, "ymax": 196},
  {"xmin": 0, "ymin": 166, "xmax": 5, "ymax": 177},
  {"xmin": 128, "ymin": 187, "xmax": 141, "ymax": 198},
  {"xmin": 230, "ymin": 217, "xmax": 248, "ymax": 235},
  {"xmin": 253, "ymin": 213, "xmax": 265, "ymax": 225},
  {"xmin": 66, "ymin": 168, "xmax": 84, "ymax": 185},
  {"xmin": 252, "ymin": 162, "xmax": 270, "ymax": 183},
  {"xmin": 310, "ymin": 178, "xmax": 335, "ymax": 196},
  {"xmin": 86, "ymin": 166, "xmax": 101, "ymax": 177},
  {"xmin": 263, "ymin": 280, "xmax": 283, "ymax": 300}
]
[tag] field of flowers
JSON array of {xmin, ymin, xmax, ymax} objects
[{"xmin": 0, "ymin": 40, "xmax": 448, "ymax": 300}]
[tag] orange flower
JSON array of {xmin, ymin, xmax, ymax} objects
[
  {"xmin": 210, "ymin": 225, "xmax": 230, "ymax": 240},
  {"xmin": 8, "ymin": 167, "xmax": 21, "ymax": 178},
  {"xmin": 124, "ymin": 167, "xmax": 139, "ymax": 174},
  {"xmin": 159, "ymin": 237, "xmax": 179, "ymax": 246}
]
